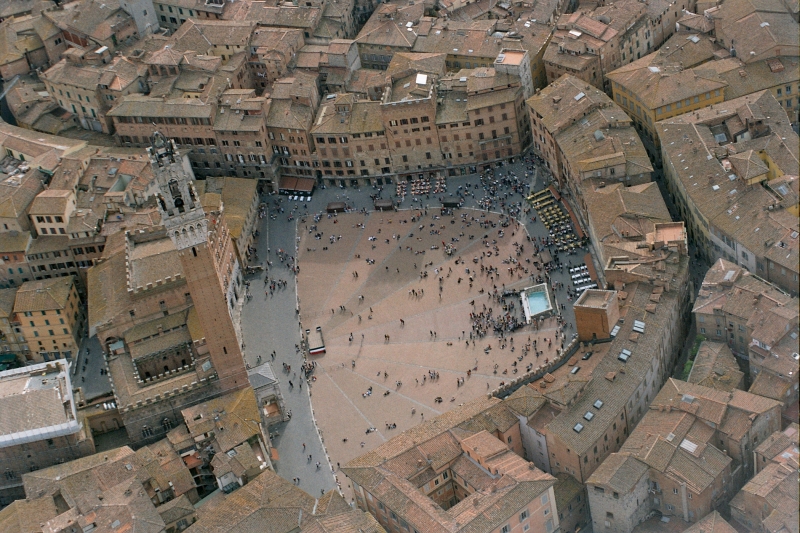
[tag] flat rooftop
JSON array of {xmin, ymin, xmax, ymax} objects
[
  {"xmin": 574, "ymin": 289, "xmax": 617, "ymax": 309},
  {"xmin": 496, "ymin": 50, "xmax": 526, "ymax": 66},
  {"xmin": 652, "ymin": 222, "xmax": 686, "ymax": 244}
]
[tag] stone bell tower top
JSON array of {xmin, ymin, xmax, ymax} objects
[{"xmin": 149, "ymin": 132, "xmax": 207, "ymax": 250}]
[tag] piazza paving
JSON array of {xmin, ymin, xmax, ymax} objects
[{"xmin": 296, "ymin": 207, "xmax": 565, "ymax": 487}]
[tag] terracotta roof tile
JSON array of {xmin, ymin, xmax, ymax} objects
[
  {"xmin": 13, "ymin": 276, "xmax": 75, "ymax": 312},
  {"xmin": 683, "ymin": 511, "xmax": 738, "ymax": 533}
]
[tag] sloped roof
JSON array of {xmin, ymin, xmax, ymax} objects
[
  {"xmin": 13, "ymin": 276, "xmax": 75, "ymax": 312},
  {"xmin": 28, "ymin": 188, "xmax": 72, "ymax": 216},
  {"xmin": 311, "ymin": 97, "xmax": 383, "ymax": 135},
  {"xmin": 587, "ymin": 453, "xmax": 648, "ymax": 493},
  {"xmin": 186, "ymin": 469, "xmax": 317, "ymax": 533},
  {"xmin": 526, "ymin": 74, "xmax": 615, "ymax": 136},
  {"xmin": 0, "ymin": 497, "xmax": 59, "ymax": 533},
  {"xmin": 0, "ymin": 169, "xmax": 43, "ymax": 221},
  {"xmin": 607, "ymin": 55, "xmax": 728, "ymax": 110},
  {"xmin": 714, "ymin": 0, "xmax": 799, "ymax": 64},
  {"xmin": 687, "ymin": 341, "xmax": 744, "ymax": 392},
  {"xmin": 355, "ymin": 3, "xmax": 422, "ymax": 49},
  {"xmin": 729, "ymin": 462, "xmax": 798, "ymax": 533},
  {"xmin": 683, "ymin": 511, "xmax": 738, "ymax": 533},
  {"xmin": 45, "ymin": 0, "xmax": 133, "ymax": 43}
]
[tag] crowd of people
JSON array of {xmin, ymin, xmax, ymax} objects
[{"xmin": 247, "ymin": 152, "xmax": 603, "ymax": 500}]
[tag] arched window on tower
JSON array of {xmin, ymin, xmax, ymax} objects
[{"xmin": 169, "ymin": 179, "xmax": 185, "ymax": 212}]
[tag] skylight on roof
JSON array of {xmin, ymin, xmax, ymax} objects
[
  {"xmin": 679, "ymin": 439, "xmax": 698, "ymax": 453},
  {"xmin": 573, "ymin": 423, "xmax": 584, "ymax": 433},
  {"xmin": 594, "ymin": 399, "xmax": 604, "ymax": 409},
  {"xmin": 584, "ymin": 411, "xmax": 595, "ymax": 421},
  {"xmin": 574, "ymin": 92, "xmax": 585, "ymax": 101},
  {"xmin": 610, "ymin": 325, "xmax": 620, "ymax": 337},
  {"xmin": 648, "ymin": 66, "xmax": 660, "ymax": 73}
]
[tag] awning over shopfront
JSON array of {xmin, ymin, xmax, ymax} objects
[{"xmin": 279, "ymin": 176, "xmax": 315, "ymax": 195}]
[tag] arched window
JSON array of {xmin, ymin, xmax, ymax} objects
[{"xmin": 169, "ymin": 180, "xmax": 184, "ymax": 210}]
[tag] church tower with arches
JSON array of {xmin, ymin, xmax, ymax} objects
[{"xmin": 149, "ymin": 132, "xmax": 248, "ymax": 395}]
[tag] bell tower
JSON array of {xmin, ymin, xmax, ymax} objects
[{"xmin": 150, "ymin": 132, "xmax": 248, "ymax": 394}]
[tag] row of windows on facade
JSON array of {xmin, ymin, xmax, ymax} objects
[
  {"xmin": 51, "ymin": 88, "xmax": 91, "ymax": 103},
  {"xmin": 115, "ymin": 116, "xmax": 212, "ymax": 125},
  {"xmin": 27, "ymin": 316, "xmax": 67, "ymax": 326},
  {"xmin": 614, "ymin": 87, "xmax": 722, "ymax": 115},
  {"xmin": 698, "ymin": 327, "xmax": 747, "ymax": 345},
  {"xmin": 445, "ymin": 61, "xmax": 494, "ymax": 69},
  {"xmin": 30, "ymin": 328, "xmax": 71, "ymax": 337},
  {"xmin": 244, "ymin": 139, "xmax": 514, "ymax": 168},
  {"xmin": 162, "ymin": 141, "xmax": 509, "ymax": 167},
  {"xmin": 705, "ymin": 235, "xmax": 796, "ymax": 279},
  {"xmin": 156, "ymin": 3, "xmax": 208, "ymax": 17},
  {"xmin": 3, "ymin": 455, "xmax": 64, "ymax": 479},
  {"xmin": 25, "ymin": 261, "xmax": 94, "ymax": 272},
  {"xmin": 118, "ymin": 134, "xmax": 266, "ymax": 147},
  {"xmin": 27, "ymin": 246, "xmax": 101, "ymax": 261},
  {"xmin": 58, "ymin": 101, "xmax": 97, "ymax": 118},
  {"xmin": 24, "ymin": 308, "xmax": 79, "ymax": 321},
  {"xmin": 387, "ymin": 116, "xmax": 430, "ymax": 127}
]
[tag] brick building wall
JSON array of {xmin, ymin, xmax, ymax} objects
[
  {"xmin": 382, "ymin": 96, "xmax": 443, "ymax": 180},
  {"xmin": 587, "ymin": 471, "xmax": 650, "ymax": 533},
  {"xmin": 0, "ymin": 431, "xmax": 95, "ymax": 505}
]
